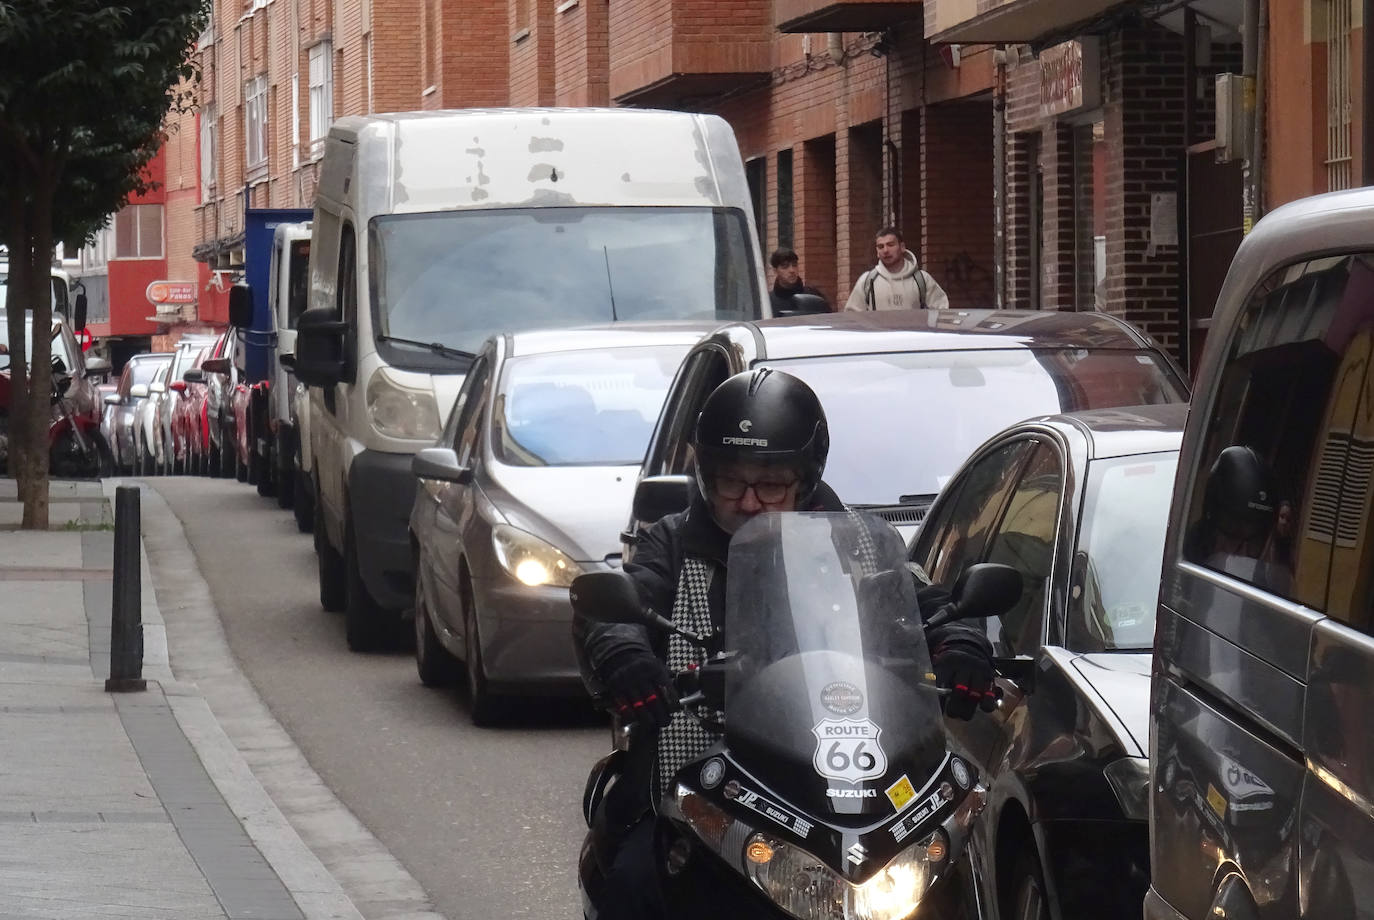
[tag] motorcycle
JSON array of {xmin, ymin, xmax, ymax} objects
[
  {"xmin": 572, "ymin": 510, "xmax": 1022, "ymax": 920},
  {"xmin": 0, "ymin": 354, "xmax": 113, "ymax": 478}
]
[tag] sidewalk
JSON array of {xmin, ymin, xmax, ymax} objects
[{"xmin": 0, "ymin": 480, "xmax": 435, "ymax": 920}]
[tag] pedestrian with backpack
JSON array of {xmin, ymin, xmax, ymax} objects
[{"xmin": 844, "ymin": 226, "xmax": 950, "ymax": 311}]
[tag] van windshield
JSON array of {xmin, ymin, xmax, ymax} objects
[{"xmin": 370, "ymin": 207, "xmax": 759, "ymax": 371}]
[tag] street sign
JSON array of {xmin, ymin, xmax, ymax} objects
[{"xmin": 145, "ymin": 280, "xmax": 197, "ymax": 307}]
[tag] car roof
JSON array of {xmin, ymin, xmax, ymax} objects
[
  {"xmin": 708, "ymin": 309, "xmax": 1158, "ymax": 361},
  {"xmin": 1035, "ymin": 403, "xmax": 1188, "ymax": 460},
  {"xmin": 130, "ymin": 352, "xmax": 173, "ymax": 363},
  {"xmin": 503, "ymin": 321, "xmax": 726, "ymax": 358}
]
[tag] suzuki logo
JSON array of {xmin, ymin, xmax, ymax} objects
[
  {"xmin": 739, "ymin": 419, "xmax": 753, "ymax": 433},
  {"xmin": 846, "ymin": 843, "xmax": 867, "ymax": 867}
]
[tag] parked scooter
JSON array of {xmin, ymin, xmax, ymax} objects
[
  {"xmin": 0, "ymin": 353, "xmax": 113, "ymax": 478},
  {"xmin": 572, "ymin": 511, "xmax": 1021, "ymax": 920}
]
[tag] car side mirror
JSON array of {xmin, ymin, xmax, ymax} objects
[
  {"xmin": 927, "ymin": 563, "xmax": 1023, "ymax": 628},
  {"xmin": 632, "ymin": 474, "xmax": 692, "ymax": 524},
  {"xmin": 169, "ymin": 381, "xmax": 187, "ymax": 393},
  {"xmin": 293, "ymin": 307, "xmax": 350, "ymax": 388},
  {"xmin": 776, "ymin": 293, "xmax": 830, "ymax": 317},
  {"xmin": 73, "ymin": 292, "xmax": 88, "ymax": 331},
  {"xmin": 130, "ymin": 384, "xmax": 150, "ymax": 399},
  {"xmin": 202, "ymin": 357, "xmax": 230, "ymax": 375},
  {"xmin": 411, "ymin": 447, "xmax": 473, "ymax": 484},
  {"xmin": 84, "ymin": 356, "xmax": 111, "ymax": 378},
  {"xmin": 229, "ymin": 282, "xmax": 254, "ymax": 329},
  {"xmin": 150, "ymin": 382, "xmax": 167, "ymax": 394},
  {"xmin": 103, "ymin": 393, "xmax": 122, "ymax": 406},
  {"xmin": 183, "ymin": 368, "xmax": 206, "ymax": 384}
]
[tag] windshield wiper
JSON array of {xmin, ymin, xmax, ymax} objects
[{"xmin": 375, "ymin": 335, "xmax": 475, "ymax": 362}]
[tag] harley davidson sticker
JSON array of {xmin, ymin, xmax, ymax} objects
[
  {"xmin": 812, "ymin": 718, "xmax": 887, "ymax": 783},
  {"xmin": 820, "ymin": 681, "xmax": 864, "ymax": 716}
]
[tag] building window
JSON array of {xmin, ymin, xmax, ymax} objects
[
  {"xmin": 309, "ymin": 42, "xmax": 333, "ymax": 156},
  {"xmin": 80, "ymin": 226, "xmax": 114, "ymax": 271},
  {"xmin": 777, "ymin": 149, "xmax": 794, "ymax": 248},
  {"xmin": 746, "ymin": 157, "xmax": 766, "ymax": 252},
  {"xmin": 1327, "ymin": 0, "xmax": 1354, "ymax": 191},
  {"xmin": 513, "ymin": 0, "xmax": 529, "ymax": 35},
  {"xmin": 113, "ymin": 205, "xmax": 163, "ymax": 259},
  {"xmin": 245, "ymin": 74, "xmax": 268, "ymax": 173},
  {"xmin": 200, "ymin": 103, "xmax": 217, "ymax": 200}
]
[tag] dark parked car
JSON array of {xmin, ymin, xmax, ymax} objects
[
  {"xmin": 407, "ymin": 323, "xmax": 714, "ymax": 722},
  {"xmin": 907, "ymin": 403, "xmax": 1185, "ymax": 920},
  {"xmin": 624, "ymin": 309, "xmax": 1190, "ymax": 557}
]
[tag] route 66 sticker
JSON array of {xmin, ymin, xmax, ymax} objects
[{"xmin": 812, "ymin": 718, "xmax": 887, "ymax": 783}]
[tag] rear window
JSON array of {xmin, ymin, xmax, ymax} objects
[{"xmin": 765, "ymin": 348, "xmax": 1185, "ymax": 507}]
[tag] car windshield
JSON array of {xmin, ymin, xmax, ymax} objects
[
  {"xmin": 1066, "ymin": 451, "xmax": 1179, "ymax": 652},
  {"xmin": 765, "ymin": 349, "xmax": 1185, "ymax": 506},
  {"xmin": 492, "ymin": 344, "xmax": 690, "ymax": 467},
  {"xmin": 130, "ymin": 359, "xmax": 167, "ymax": 387},
  {"xmin": 370, "ymin": 207, "xmax": 758, "ymax": 371},
  {"xmin": 0, "ymin": 317, "xmax": 75, "ymax": 372}
]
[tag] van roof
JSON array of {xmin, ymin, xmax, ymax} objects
[{"xmin": 322, "ymin": 108, "xmax": 747, "ymax": 215}]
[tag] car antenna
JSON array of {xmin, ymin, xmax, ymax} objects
[{"xmin": 603, "ymin": 246, "xmax": 619, "ymax": 322}]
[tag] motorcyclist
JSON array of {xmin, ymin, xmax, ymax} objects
[{"xmin": 575, "ymin": 367, "xmax": 996, "ymax": 920}]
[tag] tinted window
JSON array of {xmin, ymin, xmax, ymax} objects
[
  {"xmin": 984, "ymin": 442, "xmax": 1063, "ymax": 655},
  {"xmin": 1069, "ymin": 452, "xmax": 1178, "ymax": 652},
  {"xmin": 492, "ymin": 345, "xmax": 688, "ymax": 468},
  {"xmin": 1183, "ymin": 254, "xmax": 1374, "ymax": 630},
  {"xmin": 662, "ymin": 349, "xmax": 730, "ymax": 477},
  {"xmin": 767, "ymin": 349, "xmax": 1183, "ymax": 506},
  {"xmin": 449, "ymin": 356, "xmax": 490, "ymax": 467},
  {"xmin": 287, "ymin": 239, "xmax": 310, "ymax": 327},
  {"xmin": 369, "ymin": 208, "xmax": 759, "ymax": 372}
]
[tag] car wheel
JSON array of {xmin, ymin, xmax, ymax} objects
[
  {"xmin": 414, "ymin": 564, "xmax": 459, "ymax": 686},
  {"xmin": 293, "ymin": 468, "xmax": 313, "ymax": 534},
  {"xmin": 275, "ymin": 429, "xmax": 294, "ymax": 510},
  {"xmin": 461, "ymin": 572, "xmax": 504, "ymax": 726},
  {"xmin": 1008, "ymin": 849, "xmax": 1048, "ymax": 920},
  {"xmin": 344, "ymin": 518, "xmax": 391, "ymax": 652},
  {"xmin": 316, "ymin": 488, "xmax": 346, "ymax": 613}
]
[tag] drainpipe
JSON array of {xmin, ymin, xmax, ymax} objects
[
  {"xmin": 1251, "ymin": 0, "xmax": 1267, "ymax": 218},
  {"xmin": 994, "ymin": 47, "xmax": 1008, "ymax": 308},
  {"xmin": 1242, "ymin": 0, "xmax": 1260, "ymax": 229},
  {"xmin": 1365, "ymin": 0, "xmax": 1373, "ymax": 182},
  {"xmin": 828, "ymin": 32, "xmax": 844, "ymax": 64}
]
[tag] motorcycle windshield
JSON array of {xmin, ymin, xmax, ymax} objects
[{"xmin": 723, "ymin": 512, "xmax": 946, "ymax": 821}]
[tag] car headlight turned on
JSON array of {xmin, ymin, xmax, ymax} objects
[
  {"xmin": 365, "ymin": 370, "xmax": 441, "ymax": 441},
  {"xmin": 743, "ymin": 830, "xmax": 941, "ymax": 920},
  {"xmin": 491, "ymin": 524, "xmax": 583, "ymax": 588}
]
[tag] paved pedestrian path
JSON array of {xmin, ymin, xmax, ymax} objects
[{"xmin": 0, "ymin": 480, "xmax": 441, "ymax": 920}]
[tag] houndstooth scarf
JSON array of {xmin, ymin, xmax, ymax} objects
[{"xmin": 654, "ymin": 556, "xmax": 721, "ymax": 805}]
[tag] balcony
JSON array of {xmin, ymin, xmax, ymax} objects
[
  {"xmin": 610, "ymin": 0, "xmax": 772, "ymax": 106},
  {"xmin": 775, "ymin": 0, "xmax": 921, "ymax": 33}
]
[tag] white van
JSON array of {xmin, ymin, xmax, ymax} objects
[{"xmin": 292, "ymin": 108, "xmax": 770, "ymax": 651}]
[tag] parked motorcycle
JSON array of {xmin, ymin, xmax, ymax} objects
[
  {"xmin": 572, "ymin": 511, "xmax": 1021, "ymax": 920},
  {"xmin": 0, "ymin": 354, "xmax": 113, "ymax": 478}
]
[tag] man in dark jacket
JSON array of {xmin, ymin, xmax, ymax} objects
[
  {"xmin": 576, "ymin": 368, "xmax": 996, "ymax": 920},
  {"xmin": 768, "ymin": 248, "xmax": 829, "ymax": 314}
]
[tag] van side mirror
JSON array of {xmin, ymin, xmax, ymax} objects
[
  {"xmin": 73, "ymin": 293, "xmax": 88, "ymax": 331},
  {"xmin": 632, "ymin": 475, "xmax": 692, "ymax": 524},
  {"xmin": 228, "ymin": 283, "xmax": 254, "ymax": 329},
  {"xmin": 293, "ymin": 307, "xmax": 350, "ymax": 388}
]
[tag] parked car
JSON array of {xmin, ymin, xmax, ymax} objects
[
  {"xmin": 407, "ymin": 323, "xmax": 714, "ymax": 722},
  {"xmin": 173, "ymin": 344, "xmax": 212, "ymax": 474},
  {"xmin": 132, "ymin": 360, "xmax": 171, "ymax": 475},
  {"xmin": 156, "ymin": 336, "xmax": 216, "ymax": 475},
  {"xmin": 624, "ymin": 310, "xmax": 1190, "ymax": 559},
  {"xmin": 907, "ymin": 403, "xmax": 1184, "ymax": 920},
  {"xmin": 102, "ymin": 353, "xmax": 171, "ymax": 473},
  {"xmin": 200, "ymin": 328, "xmax": 240, "ymax": 478},
  {"xmin": 1149, "ymin": 189, "xmax": 1374, "ymax": 920}
]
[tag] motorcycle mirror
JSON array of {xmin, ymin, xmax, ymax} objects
[
  {"xmin": 950, "ymin": 563, "xmax": 1022, "ymax": 622},
  {"xmin": 569, "ymin": 572, "xmax": 695, "ymax": 641}
]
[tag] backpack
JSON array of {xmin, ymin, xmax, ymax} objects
[{"xmin": 863, "ymin": 266, "xmax": 928, "ymax": 309}]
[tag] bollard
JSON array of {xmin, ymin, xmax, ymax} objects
[{"xmin": 106, "ymin": 486, "xmax": 146, "ymax": 692}]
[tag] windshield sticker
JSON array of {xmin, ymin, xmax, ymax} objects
[
  {"xmin": 885, "ymin": 775, "xmax": 917, "ymax": 811},
  {"xmin": 820, "ymin": 681, "xmax": 864, "ymax": 716},
  {"xmin": 890, "ymin": 790, "xmax": 946, "ymax": 843},
  {"xmin": 812, "ymin": 718, "xmax": 888, "ymax": 783},
  {"xmin": 726, "ymin": 783, "xmax": 813, "ymax": 838}
]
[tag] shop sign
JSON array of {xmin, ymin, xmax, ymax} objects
[
  {"xmin": 1040, "ymin": 39, "xmax": 1100, "ymax": 118},
  {"xmin": 146, "ymin": 280, "xmax": 198, "ymax": 307}
]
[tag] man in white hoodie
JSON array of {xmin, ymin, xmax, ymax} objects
[{"xmin": 844, "ymin": 226, "xmax": 950, "ymax": 311}]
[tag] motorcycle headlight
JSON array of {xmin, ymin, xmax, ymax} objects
[
  {"xmin": 365, "ymin": 371, "xmax": 440, "ymax": 441},
  {"xmin": 744, "ymin": 830, "xmax": 940, "ymax": 920},
  {"xmin": 491, "ymin": 524, "xmax": 583, "ymax": 588}
]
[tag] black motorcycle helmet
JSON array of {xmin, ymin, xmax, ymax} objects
[
  {"xmin": 691, "ymin": 368, "xmax": 829, "ymax": 507},
  {"xmin": 1203, "ymin": 445, "xmax": 1276, "ymax": 543}
]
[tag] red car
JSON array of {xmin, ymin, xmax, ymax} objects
[{"xmin": 170, "ymin": 344, "xmax": 211, "ymax": 474}]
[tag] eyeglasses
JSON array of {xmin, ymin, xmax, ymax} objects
[{"xmin": 712, "ymin": 476, "xmax": 797, "ymax": 504}]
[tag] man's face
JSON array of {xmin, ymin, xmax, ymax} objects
[
  {"xmin": 707, "ymin": 460, "xmax": 801, "ymax": 534},
  {"xmin": 876, "ymin": 234, "xmax": 903, "ymax": 269},
  {"xmin": 774, "ymin": 260, "xmax": 801, "ymax": 287}
]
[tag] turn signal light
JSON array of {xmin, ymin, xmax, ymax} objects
[{"xmin": 746, "ymin": 839, "xmax": 775, "ymax": 864}]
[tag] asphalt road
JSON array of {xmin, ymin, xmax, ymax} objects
[{"xmin": 151, "ymin": 476, "xmax": 607, "ymax": 920}]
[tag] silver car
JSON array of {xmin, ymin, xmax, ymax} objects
[
  {"xmin": 132, "ymin": 360, "xmax": 171, "ymax": 475},
  {"xmin": 102, "ymin": 353, "xmax": 171, "ymax": 473},
  {"xmin": 408, "ymin": 323, "xmax": 716, "ymax": 725}
]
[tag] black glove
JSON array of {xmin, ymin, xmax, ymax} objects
[
  {"xmin": 916, "ymin": 582, "xmax": 955, "ymax": 626},
  {"xmin": 600, "ymin": 650, "xmax": 677, "ymax": 730},
  {"xmin": 930, "ymin": 627, "xmax": 994, "ymax": 721}
]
